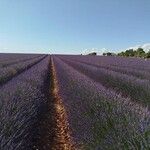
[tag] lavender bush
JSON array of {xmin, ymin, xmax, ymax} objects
[
  {"xmin": 0, "ymin": 56, "xmax": 50, "ymax": 150},
  {"xmin": 0, "ymin": 54, "xmax": 41, "ymax": 67},
  {"xmin": 52, "ymin": 56, "xmax": 150, "ymax": 149},
  {"xmin": 0, "ymin": 55, "xmax": 41, "ymax": 68},
  {"xmin": 0, "ymin": 53, "xmax": 31, "ymax": 63},
  {"xmin": 61, "ymin": 57, "xmax": 150, "ymax": 80},
  {"xmin": 0, "ymin": 55, "xmax": 46, "ymax": 85},
  {"xmin": 0, "ymin": 53, "xmax": 149, "ymax": 150},
  {"xmin": 60, "ymin": 58, "xmax": 150, "ymax": 109},
  {"xmin": 59, "ymin": 55, "xmax": 150, "ymax": 72}
]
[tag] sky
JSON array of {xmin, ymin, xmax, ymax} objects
[{"xmin": 0, "ymin": 0, "xmax": 150, "ymax": 54}]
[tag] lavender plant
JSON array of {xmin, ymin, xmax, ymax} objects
[
  {"xmin": 0, "ymin": 54, "xmax": 42, "ymax": 68},
  {"xmin": 0, "ymin": 56, "xmax": 50, "ymax": 150},
  {"xmin": 60, "ymin": 58, "xmax": 150, "ymax": 109},
  {"xmin": 61, "ymin": 57, "xmax": 150, "ymax": 80},
  {"xmin": 0, "ymin": 55, "xmax": 46, "ymax": 85},
  {"xmin": 59, "ymin": 55, "xmax": 150, "ymax": 72},
  {"xmin": 0, "ymin": 54, "xmax": 41, "ymax": 67},
  {"xmin": 52, "ymin": 56, "xmax": 150, "ymax": 150}
]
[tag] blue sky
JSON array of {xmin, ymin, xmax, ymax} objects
[{"xmin": 0, "ymin": 0, "xmax": 150, "ymax": 54}]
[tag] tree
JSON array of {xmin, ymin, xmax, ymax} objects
[
  {"xmin": 106, "ymin": 52, "xmax": 112, "ymax": 56},
  {"xmin": 103, "ymin": 53, "xmax": 106, "ymax": 56},
  {"xmin": 117, "ymin": 48, "xmax": 147, "ymax": 58},
  {"xmin": 118, "ymin": 52, "xmax": 125, "ymax": 56},
  {"xmin": 145, "ymin": 50, "xmax": 150, "ymax": 58},
  {"xmin": 124, "ymin": 49, "xmax": 135, "ymax": 57},
  {"xmin": 88, "ymin": 52, "xmax": 97, "ymax": 55},
  {"xmin": 135, "ymin": 48, "xmax": 145, "ymax": 57},
  {"xmin": 118, "ymin": 49, "xmax": 135, "ymax": 57}
]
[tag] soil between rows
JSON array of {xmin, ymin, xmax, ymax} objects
[{"xmin": 31, "ymin": 57, "xmax": 75, "ymax": 150}]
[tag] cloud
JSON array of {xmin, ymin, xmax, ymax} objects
[
  {"xmin": 141, "ymin": 43, "xmax": 150, "ymax": 51},
  {"xmin": 82, "ymin": 48, "xmax": 108, "ymax": 55},
  {"xmin": 82, "ymin": 43, "xmax": 150, "ymax": 55},
  {"xmin": 127, "ymin": 43, "xmax": 150, "ymax": 52}
]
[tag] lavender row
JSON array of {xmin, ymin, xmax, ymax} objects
[
  {"xmin": 0, "ymin": 53, "xmax": 41, "ymax": 66},
  {"xmin": 52, "ymin": 56, "xmax": 150, "ymax": 149},
  {"xmin": 0, "ymin": 54, "xmax": 42, "ymax": 68},
  {"xmin": 0, "ymin": 55, "xmax": 46, "ymax": 85},
  {"xmin": 59, "ymin": 55, "xmax": 150, "ymax": 72},
  {"xmin": 0, "ymin": 53, "xmax": 29, "ymax": 62},
  {"xmin": 60, "ymin": 56, "xmax": 150, "ymax": 80},
  {"xmin": 0, "ymin": 56, "xmax": 50, "ymax": 150},
  {"xmin": 60, "ymin": 58, "xmax": 150, "ymax": 109}
]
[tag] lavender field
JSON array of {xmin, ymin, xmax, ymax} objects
[{"xmin": 0, "ymin": 53, "xmax": 150, "ymax": 150}]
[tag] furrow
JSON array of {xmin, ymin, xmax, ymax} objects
[{"xmin": 51, "ymin": 58, "xmax": 75, "ymax": 150}]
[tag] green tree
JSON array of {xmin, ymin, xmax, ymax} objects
[
  {"xmin": 145, "ymin": 50, "xmax": 150, "ymax": 58},
  {"xmin": 88, "ymin": 52, "xmax": 97, "ymax": 55},
  {"xmin": 125, "ymin": 49, "xmax": 135, "ymax": 57},
  {"xmin": 135, "ymin": 48, "xmax": 145, "ymax": 57},
  {"xmin": 118, "ymin": 52, "xmax": 125, "ymax": 56},
  {"xmin": 103, "ymin": 53, "xmax": 106, "ymax": 56}
]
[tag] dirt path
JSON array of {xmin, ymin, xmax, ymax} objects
[
  {"xmin": 32, "ymin": 57, "xmax": 75, "ymax": 150},
  {"xmin": 51, "ymin": 58, "xmax": 75, "ymax": 150}
]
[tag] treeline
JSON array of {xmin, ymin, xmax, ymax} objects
[
  {"xmin": 117, "ymin": 48, "xmax": 150, "ymax": 58},
  {"xmin": 87, "ymin": 52, "xmax": 97, "ymax": 55},
  {"xmin": 102, "ymin": 48, "xmax": 150, "ymax": 58},
  {"xmin": 84, "ymin": 48, "xmax": 150, "ymax": 58}
]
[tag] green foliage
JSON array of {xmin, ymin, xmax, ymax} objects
[
  {"xmin": 103, "ymin": 52, "xmax": 116, "ymax": 56},
  {"xmin": 118, "ymin": 48, "xmax": 150, "ymax": 58},
  {"xmin": 136, "ymin": 48, "xmax": 145, "ymax": 57},
  {"xmin": 145, "ymin": 50, "xmax": 150, "ymax": 58},
  {"xmin": 88, "ymin": 52, "xmax": 97, "ymax": 55}
]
